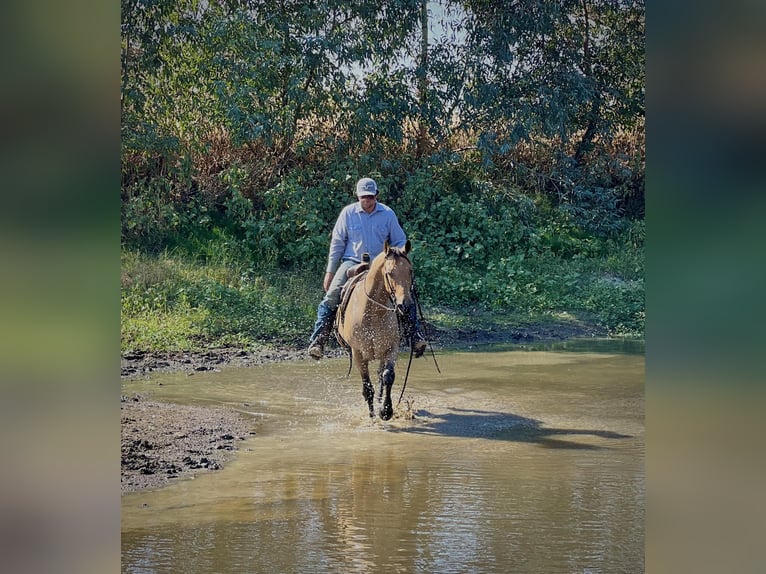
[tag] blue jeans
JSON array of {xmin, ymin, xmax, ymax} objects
[{"xmin": 309, "ymin": 260, "xmax": 356, "ymax": 343}]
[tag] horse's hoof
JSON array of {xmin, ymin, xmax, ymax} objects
[{"xmin": 379, "ymin": 406, "xmax": 393, "ymax": 421}]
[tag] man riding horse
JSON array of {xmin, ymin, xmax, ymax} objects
[{"xmin": 308, "ymin": 177, "xmax": 427, "ymax": 360}]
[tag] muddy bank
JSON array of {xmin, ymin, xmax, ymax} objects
[
  {"xmin": 121, "ymin": 394, "xmax": 256, "ymax": 493},
  {"xmin": 121, "ymin": 321, "xmax": 606, "ymax": 380}
]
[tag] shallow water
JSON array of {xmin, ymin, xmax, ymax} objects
[{"xmin": 122, "ymin": 339, "xmax": 644, "ymax": 573}]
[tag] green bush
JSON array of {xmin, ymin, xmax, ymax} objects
[
  {"xmin": 121, "ymin": 250, "xmax": 322, "ymax": 352},
  {"xmin": 121, "ymin": 154, "xmax": 644, "ymax": 352}
]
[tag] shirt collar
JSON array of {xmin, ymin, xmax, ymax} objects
[{"xmin": 354, "ymin": 201, "xmax": 381, "ymax": 214}]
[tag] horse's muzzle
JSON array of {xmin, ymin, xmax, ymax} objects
[{"xmin": 396, "ymin": 302, "xmax": 414, "ymax": 317}]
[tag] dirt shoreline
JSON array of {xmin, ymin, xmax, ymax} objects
[
  {"xmin": 121, "ymin": 322, "xmax": 607, "ymax": 493},
  {"xmin": 121, "ymin": 322, "xmax": 605, "ymax": 380}
]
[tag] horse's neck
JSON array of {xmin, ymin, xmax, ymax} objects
[{"xmin": 363, "ymin": 265, "xmax": 389, "ymax": 305}]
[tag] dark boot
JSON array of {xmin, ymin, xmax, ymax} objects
[
  {"xmin": 405, "ymin": 304, "xmax": 428, "ymax": 358},
  {"xmin": 308, "ymin": 304, "xmax": 336, "ymax": 360},
  {"xmin": 308, "ymin": 330, "xmax": 331, "ymax": 360},
  {"xmin": 412, "ymin": 329, "xmax": 428, "ymax": 358}
]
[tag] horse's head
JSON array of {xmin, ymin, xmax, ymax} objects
[{"xmin": 381, "ymin": 240, "xmax": 415, "ymax": 321}]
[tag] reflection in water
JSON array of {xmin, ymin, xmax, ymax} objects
[{"xmin": 122, "ymin": 343, "xmax": 644, "ymax": 573}]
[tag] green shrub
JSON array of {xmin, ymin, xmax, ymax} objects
[
  {"xmin": 121, "ymin": 250, "xmax": 322, "ymax": 352},
  {"xmin": 121, "ymin": 153, "xmax": 644, "ymax": 352}
]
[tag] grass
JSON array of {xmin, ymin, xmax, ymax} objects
[
  {"xmin": 121, "ymin": 250, "xmax": 322, "ymax": 353},
  {"xmin": 122, "ymin": 237, "xmax": 644, "ymax": 354}
]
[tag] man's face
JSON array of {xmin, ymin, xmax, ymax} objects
[{"xmin": 358, "ymin": 194, "xmax": 376, "ymax": 212}]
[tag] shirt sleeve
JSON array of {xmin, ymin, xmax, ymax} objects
[{"xmin": 326, "ymin": 208, "xmax": 348, "ymax": 274}]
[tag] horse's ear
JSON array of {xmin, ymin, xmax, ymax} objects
[
  {"xmin": 384, "ymin": 240, "xmax": 390, "ymax": 254},
  {"xmin": 404, "ymin": 239, "xmax": 411, "ymax": 254}
]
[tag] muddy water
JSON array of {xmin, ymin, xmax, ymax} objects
[{"xmin": 122, "ymin": 340, "xmax": 644, "ymax": 573}]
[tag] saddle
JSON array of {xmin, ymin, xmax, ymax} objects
[
  {"xmin": 345, "ymin": 261, "xmax": 369, "ymax": 280},
  {"xmin": 334, "ymin": 263, "xmax": 369, "ymax": 349}
]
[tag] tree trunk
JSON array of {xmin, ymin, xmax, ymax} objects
[
  {"xmin": 575, "ymin": 0, "xmax": 599, "ymax": 163},
  {"xmin": 416, "ymin": 0, "xmax": 430, "ymax": 158}
]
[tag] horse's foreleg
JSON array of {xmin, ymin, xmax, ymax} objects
[
  {"xmin": 378, "ymin": 361, "xmax": 396, "ymax": 421},
  {"xmin": 358, "ymin": 360, "xmax": 375, "ymax": 418},
  {"xmin": 376, "ymin": 362, "xmax": 388, "ymax": 402}
]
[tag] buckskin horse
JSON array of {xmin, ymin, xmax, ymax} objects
[{"xmin": 335, "ymin": 240, "xmax": 417, "ymax": 420}]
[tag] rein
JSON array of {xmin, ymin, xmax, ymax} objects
[{"xmin": 397, "ymin": 278, "xmax": 441, "ymax": 406}]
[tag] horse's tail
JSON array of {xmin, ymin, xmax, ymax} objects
[{"xmin": 345, "ymin": 349, "xmax": 353, "ymax": 377}]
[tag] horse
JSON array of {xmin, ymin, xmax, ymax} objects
[{"xmin": 335, "ymin": 240, "xmax": 416, "ymax": 421}]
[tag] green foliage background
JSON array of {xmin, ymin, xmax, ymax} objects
[{"xmin": 121, "ymin": 0, "xmax": 645, "ymax": 352}]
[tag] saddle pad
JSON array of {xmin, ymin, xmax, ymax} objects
[{"xmin": 337, "ymin": 271, "xmax": 367, "ymax": 324}]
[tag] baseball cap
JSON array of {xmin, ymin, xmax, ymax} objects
[{"xmin": 355, "ymin": 177, "xmax": 378, "ymax": 197}]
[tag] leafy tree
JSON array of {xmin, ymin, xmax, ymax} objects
[
  {"xmin": 456, "ymin": 0, "xmax": 644, "ymax": 151},
  {"xmin": 121, "ymin": 0, "xmax": 644, "ymax": 251}
]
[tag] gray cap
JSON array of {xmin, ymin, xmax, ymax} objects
[{"xmin": 355, "ymin": 177, "xmax": 378, "ymax": 197}]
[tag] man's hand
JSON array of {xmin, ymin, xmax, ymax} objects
[{"xmin": 323, "ymin": 272, "xmax": 334, "ymax": 292}]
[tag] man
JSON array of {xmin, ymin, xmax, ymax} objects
[{"xmin": 308, "ymin": 177, "xmax": 428, "ymax": 359}]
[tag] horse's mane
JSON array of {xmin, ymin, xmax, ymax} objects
[{"xmin": 370, "ymin": 245, "xmax": 410, "ymax": 273}]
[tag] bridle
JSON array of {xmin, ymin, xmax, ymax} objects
[{"xmin": 362, "ymin": 253, "xmax": 413, "ymax": 314}]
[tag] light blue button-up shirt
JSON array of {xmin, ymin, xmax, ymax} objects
[{"xmin": 325, "ymin": 201, "xmax": 407, "ymax": 273}]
